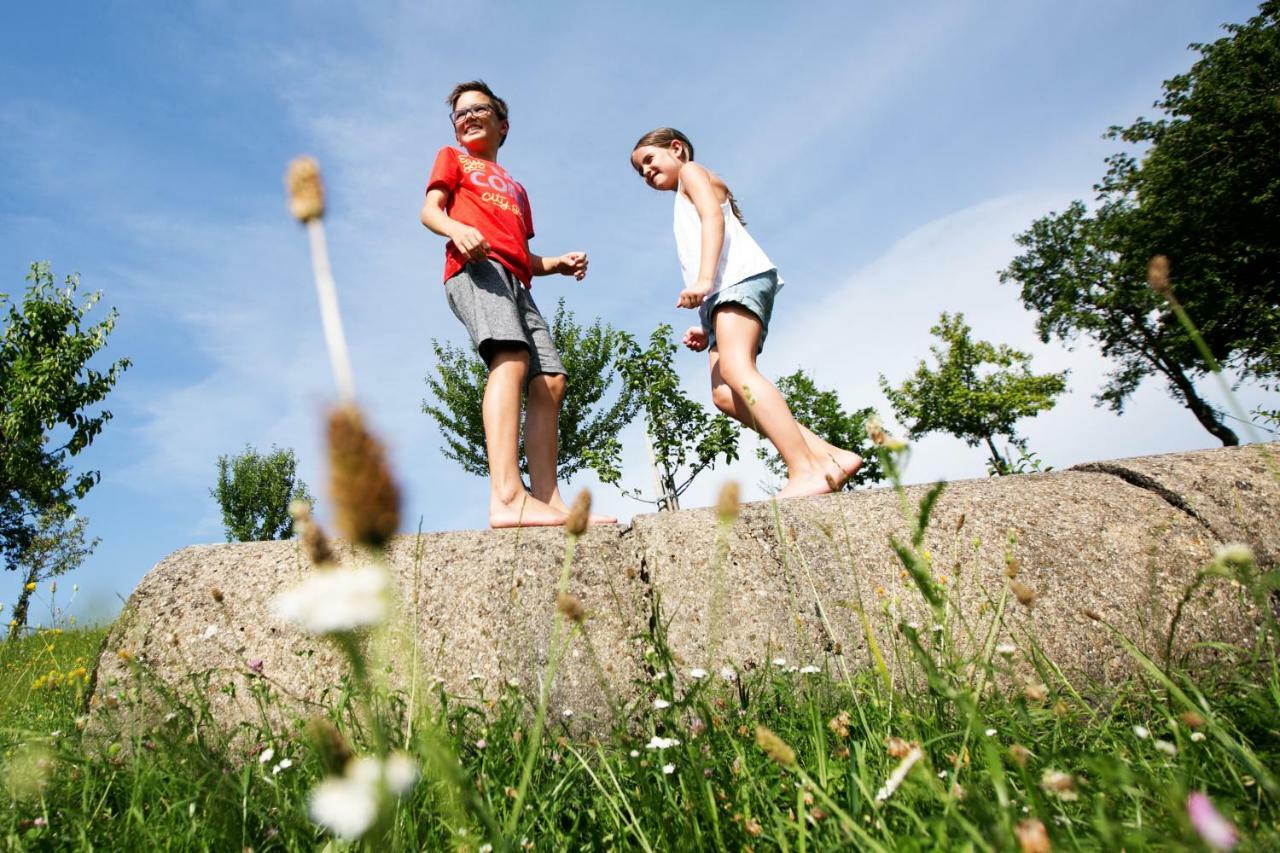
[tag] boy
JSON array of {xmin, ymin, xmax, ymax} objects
[{"xmin": 421, "ymin": 81, "xmax": 605, "ymax": 528}]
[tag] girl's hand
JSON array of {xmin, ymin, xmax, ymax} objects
[
  {"xmin": 558, "ymin": 251, "xmax": 589, "ymax": 280},
  {"xmin": 682, "ymin": 326, "xmax": 709, "ymax": 352},
  {"xmin": 676, "ymin": 280, "xmax": 713, "ymax": 308},
  {"xmin": 450, "ymin": 224, "xmax": 491, "ymax": 262}
]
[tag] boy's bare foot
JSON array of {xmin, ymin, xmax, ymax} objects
[
  {"xmin": 547, "ymin": 495, "xmax": 617, "ymax": 525},
  {"xmin": 490, "ymin": 493, "xmax": 569, "ymax": 528}
]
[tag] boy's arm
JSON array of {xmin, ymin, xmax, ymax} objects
[
  {"xmin": 677, "ymin": 162, "xmax": 724, "ymax": 309},
  {"xmin": 529, "ymin": 250, "xmax": 588, "ymax": 280},
  {"xmin": 420, "ymin": 188, "xmax": 490, "ymax": 262}
]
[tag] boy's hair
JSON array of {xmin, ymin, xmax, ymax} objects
[
  {"xmin": 447, "ymin": 80, "xmax": 510, "ymax": 147},
  {"xmin": 632, "ymin": 127, "xmax": 745, "ymax": 226}
]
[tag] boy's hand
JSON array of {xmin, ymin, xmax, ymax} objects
[
  {"xmin": 676, "ymin": 279, "xmax": 713, "ymax": 309},
  {"xmin": 557, "ymin": 251, "xmax": 589, "ymax": 280},
  {"xmin": 449, "ymin": 223, "xmax": 490, "ymax": 262},
  {"xmin": 682, "ymin": 326, "xmax": 709, "ymax": 352}
]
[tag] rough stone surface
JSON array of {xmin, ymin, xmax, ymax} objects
[{"xmin": 90, "ymin": 444, "xmax": 1278, "ymax": 738}]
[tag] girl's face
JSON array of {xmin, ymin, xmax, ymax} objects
[{"xmin": 630, "ymin": 141, "xmax": 686, "ymax": 191}]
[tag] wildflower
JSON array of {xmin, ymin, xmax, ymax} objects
[
  {"xmin": 270, "ymin": 563, "xmax": 390, "ymax": 634},
  {"xmin": 384, "ymin": 752, "xmax": 419, "ymax": 795},
  {"xmin": 985, "ymin": 728, "xmax": 997, "ymax": 737},
  {"xmin": 646, "ymin": 736, "xmax": 680, "ymax": 750},
  {"xmin": 1009, "ymin": 744, "xmax": 1032, "ymax": 767},
  {"xmin": 1010, "ymin": 580, "xmax": 1035, "ymax": 608},
  {"xmin": 688, "ymin": 668, "xmax": 707, "ymax": 680},
  {"xmin": 286, "ymin": 155, "xmax": 326, "ymax": 222},
  {"xmin": 1133, "ymin": 725, "xmax": 1150, "ymax": 740},
  {"xmin": 25, "ymin": 582, "xmax": 37, "ymax": 591},
  {"xmin": 202, "ymin": 625, "xmax": 218, "ymax": 640},
  {"xmin": 744, "ymin": 817, "xmax": 763, "ymax": 837},
  {"xmin": 799, "ymin": 665, "xmax": 820, "ymax": 675},
  {"xmin": 305, "ymin": 717, "xmax": 354, "ymax": 775},
  {"xmin": 565, "ymin": 490, "xmax": 591, "ymax": 536},
  {"xmin": 1146, "ymin": 254, "xmax": 1172, "ymax": 299},
  {"xmin": 248, "ymin": 659, "xmax": 265, "ymax": 676},
  {"xmin": 309, "ymin": 767, "xmax": 378, "ymax": 840},
  {"xmin": 754, "ymin": 726, "xmax": 797, "ymax": 768},
  {"xmin": 828, "ymin": 712, "xmax": 851, "ymax": 739},
  {"xmin": 327, "ymin": 405, "xmax": 401, "ymax": 550},
  {"xmin": 556, "ymin": 592, "xmax": 585, "ymax": 623},
  {"xmin": 1023, "ymin": 682, "xmax": 1048, "ymax": 703},
  {"xmin": 885, "ymin": 737, "xmax": 916, "ymax": 759},
  {"xmin": 653, "ymin": 699, "xmax": 670, "ymax": 710},
  {"xmin": 716, "ymin": 482, "xmax": 740, "ymax": 523},
  {"xmin": 561, "ymin": 709, "xmax": 574, "ymax": 718},
  {"xmin": 1040, "ymin": 770, "xmax": 1077, "ymax": 801},
  {"xmin": 629, "ymin": 750, "xmax": 639, "ymax": 758},
  {"xmin": 1180, "ymin": 711, "xmax": 1205, "ymax": 729},
  {"xmin": 1213, "ymin": 543, "xmax": 1254, "ymax": 567},
  {"xmin": 1005, "ymin": 557, "xmax": 1021, "ymax": 579},
  {"xmin": 1014, "ymin": 818, "xmax": 1051, "ymax": 853},
  {"xmin": 273, "ymin": 759, "xmax": 293, "ymax": 775},
  {"xmin": 1191, "ymin": 732, "xmax": 1206, "ymax": 743},
  {"xmin": 116, "ymin": 649, "xmax": 133, "ymax": 663},
  {"xmin": 662, "ymin": 763, "xmax": 675, "ymax": 775},
  {"xmin": 875, "ymin": 745, "xmax": 923, "ymax": 802},
  {"xmin": 741, "ymin": 384, "xmax": 757, "ymax": 406},
  {"xmin": 1154, "ymin": 740, "xmax": 1178, "ymax": 757},
  {"xmin": 995, "ymin": 642, "xmax": 1017, "ymax": 656},
  {"xmin": 883, "ymin": 435, "xmax": 908, "ymax": 451},
  {"xmin": 259, "ymin": 747, "xmax": 275, "ymax": 764},
  {"xmin": 33, "ymin": 817, "xmax": 48, "ymax": 828},
  {"xmin": 719, "ymin": 666, "xmax": 737, "ymax": 682},
  {"xmin": 1187, "ymin": 792, "xmax": 1237, "ymax": 850},
  {"xmin": 865, "ymin": 415, "xmax": 887, "ymax": 446},
  {"xmin": 771, "ymin": 657, "xmax": 787, "ymax": 666},
  {"xmin": 475, "ymin": 739, "xmax": 487, "ymax": 750}
]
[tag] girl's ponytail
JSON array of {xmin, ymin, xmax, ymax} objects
[{"xmin": 632, "ymin": 127, "xmax": 747, "ymax": 227}]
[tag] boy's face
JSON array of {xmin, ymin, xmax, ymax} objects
[
  {"xmin": 630, "ymin": 141, "xmax": 684, "ymax": 191},
  {"xmin": 452, "ymin": 90, "xmax": 508, "ymax": 156}
]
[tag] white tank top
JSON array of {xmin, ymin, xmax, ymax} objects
[{"xmin": 674, "ymin": 184, "xmax": 781, "ymax": 294}]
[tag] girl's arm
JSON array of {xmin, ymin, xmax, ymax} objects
[{"xmin": 677, "ymin": 162, "xmax": 725, "ymax": 309}]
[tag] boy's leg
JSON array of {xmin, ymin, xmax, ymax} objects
[
  {"xmin": 483, "ymin": 345, "xmax": 567, "ymax": 528},
  {"xmin": 709, "ymin": 352, "xmax": 861, "ymax": 487},
  {"xmin": 525, "ymin": 371, "xmax": 567, "ymax": 507},
  {"xmin": 711, "ymin": 305, "xmax": 847, "ymax": 498}
]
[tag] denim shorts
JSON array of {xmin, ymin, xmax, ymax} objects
[{"xmin": 699, "ymin": 269, "xmax": 783, "ymax": 354}]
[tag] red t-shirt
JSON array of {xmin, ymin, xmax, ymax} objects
[{"xmin": 426, "ymin": 146, "xmax": 535, "ymax": 286}]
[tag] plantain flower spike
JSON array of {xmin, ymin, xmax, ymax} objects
[
  {"xmin": 716, "ymin": 481, "xmax": 741, "ymax": 524},
  {"xmin": 565, "ymin": 490, "xmax": 591, "ymax": 536},
  {"xmin": 328, "ymin": 404, "xmax": 401, "ymax": 551},
  {"xmin": 754, "ymin": 725, "xmax": 797, "ymax": 768},
  {"xmin": 286, "ymin": 156, "xmax": 326, "ymax": 223},
  {"xmin": 1147, "ymin": 254, "xmax": 1172, "ymax": 299}
]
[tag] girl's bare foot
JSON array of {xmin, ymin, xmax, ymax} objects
[
  {"xmin": 490, "ymin": 493, "xmax": 569, "ymax": 528},
  {"xmin": 776, "ymin": 469, "xmax": 839, "ymax": 499},
  {"xmin": 823, "ymin": 449, "xmax": 862, "ymax": 491}
]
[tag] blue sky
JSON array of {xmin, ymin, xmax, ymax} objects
[{"xmin": 1, "ymin": 1, "xmax": 1273, "ymax": 622}]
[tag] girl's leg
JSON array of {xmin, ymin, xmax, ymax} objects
[
  {"xmin": 709, "ymin": 354, "xmax": 861, "ymax": 484},
  {"xmin": 711, "ymin": 305, "xmax": 846, "ymax": 498}
]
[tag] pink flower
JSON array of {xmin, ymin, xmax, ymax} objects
[
  {"xmin": 248, "ymin": 659, "xmax": 265, "ymax": 675},
  {"xmin": 1187, "ymin": 792, "xmax": 1237, "ymax": 851}
]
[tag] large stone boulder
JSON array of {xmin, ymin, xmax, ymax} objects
[{"xmin": 89, "ymin": 444, "xmax": 1277, "ymax": 738}]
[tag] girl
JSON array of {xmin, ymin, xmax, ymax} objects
[{"xmin": 630, "ymin": 128, "xmax": 861, "ymax": 498}]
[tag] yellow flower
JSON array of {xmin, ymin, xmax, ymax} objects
[{"xmin": 25, "ymin": 582, "xmax": 37, "ymax": 592}]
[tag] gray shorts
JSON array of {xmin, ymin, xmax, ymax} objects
[
  {"xmin": 444, "ymin": 260, "xmax": 565, "ymax": 378},
  {"xmin": 699, "ymin": 269, "xmax": 782, "ymax": 354}
]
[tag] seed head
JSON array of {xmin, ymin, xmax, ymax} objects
[
  {"xmin": 565, "ymin": 490, "xmax": 591, "ymax": 536},
  {"xmin": 556, "ymin": 592, "xmax": 585, "ymax": 623},
  {"xmin": 754, "ymin": 726, "xmax": 796, "ymax": 768},
  {"xmin": 1009, "ymin": 743, "xmax": 1032, "ymax": 767},
  {"xmin": 1010, "ymin": 580, "xmax": 1035, "ymax": 608},
  {"xmin": 327, "ymin": 404, "xmax": 401, "ymax": 550},
  {"xmin": 1082, "ymin": 607, "xmax": 1102, "ymax": 622},
  {"xmin": 955, "ymin": 513, "xmax": 966, "ymax": 532},
  {"xmin": 1147, "ymin": 254, "xmax": 1171, "ymax": 299},
  {"xmin": 1180, "ymin": 711, "xmax": 1206, "ymax": 729},
  {"xmin": 1005, "ymin": 557, "xmax": 1021, "ymax": 579},
  {"xmin": 1023, "ymin": 681, "xmax": 1048, "ymax": 703},
  {"xmin": 305, "ymin": 717, "xmax": 353, "ymax": 776},
  {"xmin": 1214, "ymin": 543, "xmax": 1254, "ymax": 567},
  {"xmin": 885, "ymin": 736, "xmax": 917, "ymax": 759},
  {"xmin": 716, "ymin": 482, "xmax": 740, "ymax": 523},
  {"xmin": 827, "ymin": 711, "xmax": 851, "ymax": 739},
  {"xmin": 1014, "ymin": 818, "xmax": 1051, "ymax": 853},
  {"xmin": 1040, "ymin": 769, "xmax": 1078, "ymax": 801},
  {"xmin": 865, "ymin": 415, "xmax": 887, "ymax": 446},
  {"xmin": 286, "ymin": 156, "xmax": 325, "ymax": 223},
  {"xmin": 210, "ymin": 586, "xmax": 224, "ymax": 604}
]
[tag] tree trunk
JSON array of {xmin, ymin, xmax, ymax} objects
[
  {"xmin": 984, "ymin": 435, "xmax": 1009, "ymax": 476},
  {"xmin": 1164, "ymin": 364, "xmax": 1240, "ymax": 446}
]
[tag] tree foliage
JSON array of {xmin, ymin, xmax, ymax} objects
[
  {"xmin": 6, "ymin": 506, "xmax": 97, "ymax": 639},
  {"xmin": 1000, "ymin": 3, "xmax": 1280, "ymax": 445},
  {"xmin": 617, "ymin": 325, "xmax": 739, "ymax": 509},
  {"xmin": 422, "ymin": 299, "xmax": 641, "ymax": 486},
  {"xmin": 211, "ymin": 445, "xmax": 313, "ymax": 542},
  {"xmin": 756, "ymin": 370, "xmax": 883, "ymax": 491},
  {"xmin": 880, "ymin": 313, "xmax": 1067, "ymax": 475},
  {"xmin": 0, "ymin": 262, "xmax": 128, "ymax": 572}
]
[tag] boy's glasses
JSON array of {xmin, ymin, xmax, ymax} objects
[{"xmin": 450, "ymin": 104, "xmax": 497, "ymax": 125}]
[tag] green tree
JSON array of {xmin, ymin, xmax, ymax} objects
[
  {"xmin": 1, "ymin": 262, "xmax": 128, "ymax": 575},
  {"xmin": 211, "ymin": 445, "xmax": 313, "ymax": 542},
  {"xmin": 6, "ymin": 506, "xmax": 97, "ymax": 640},
  {"xmin": 617, "ymin": 325, "xmax": 740, "ymax": 510},
  {"xmin": 880, "ymin": 313, "xmax": 1068, "ymax": 475},
  {"xmin": 756, "ymin": 370, "xmax": 884, "ymax": 492},
  {"xmin": 1000, "ymin": 3, "xmax": 1280, "ymax": 445},
  {"xmin": 422, "ymin": 299, "xmax": 641, "ymax": 485}
]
